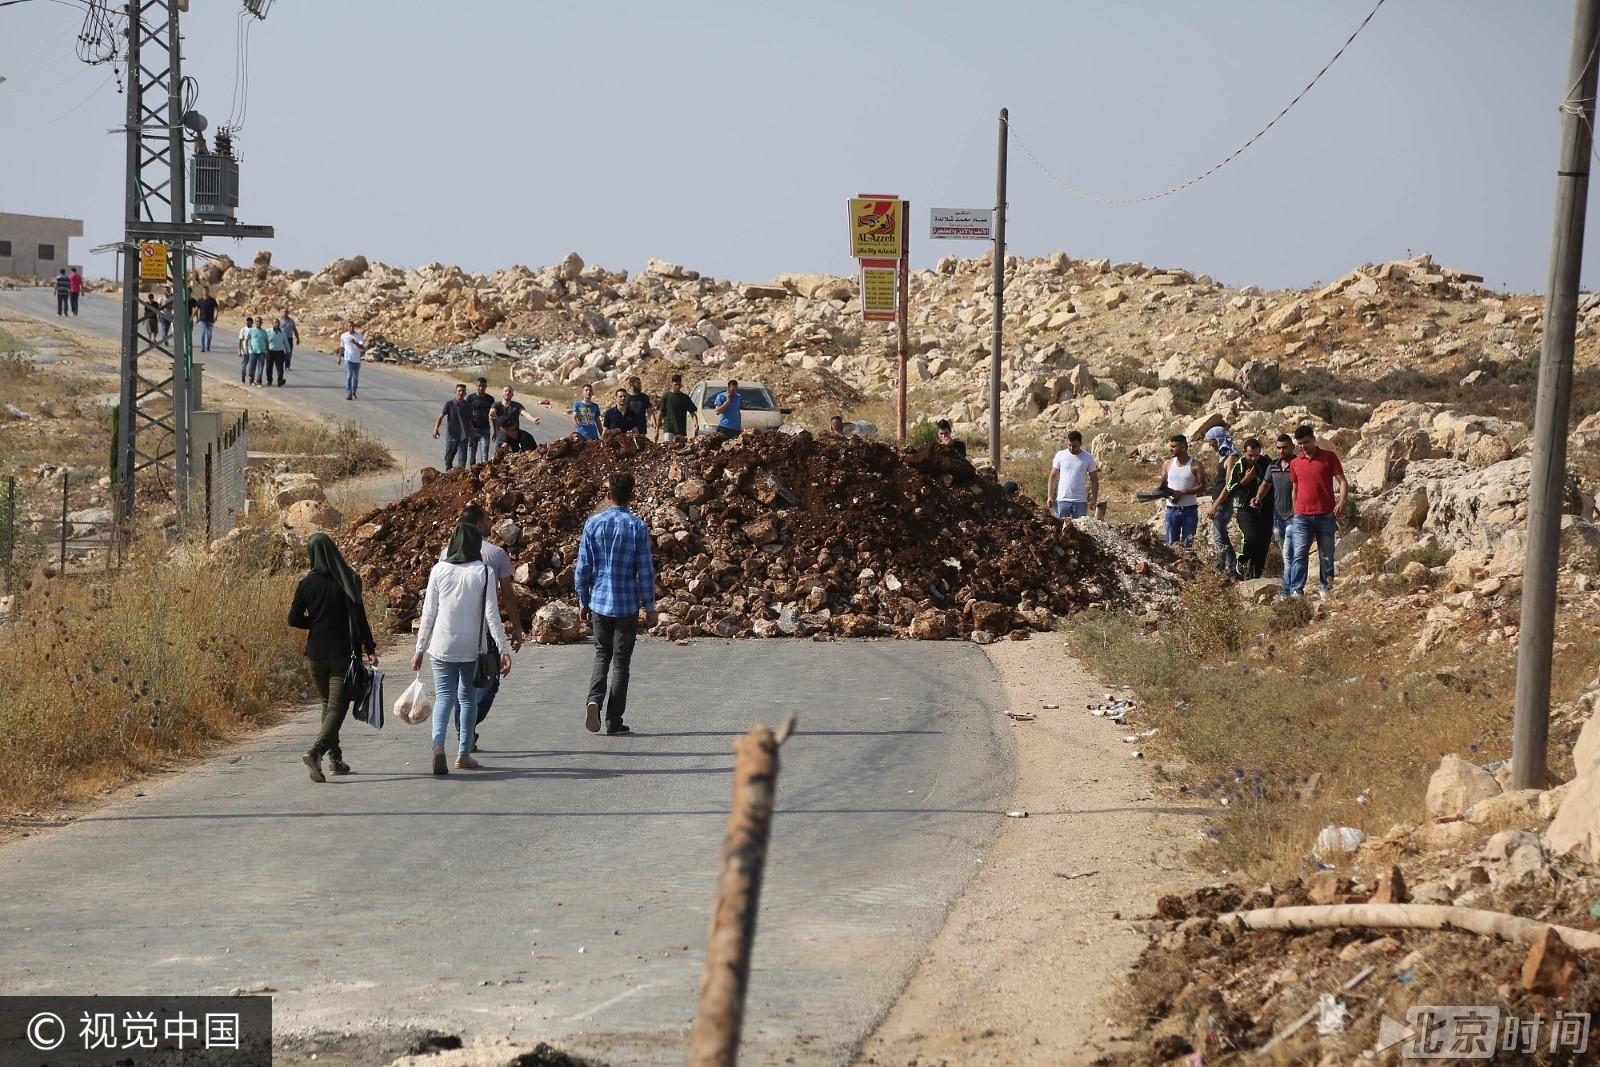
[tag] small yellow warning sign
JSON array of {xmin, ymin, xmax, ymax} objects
[{"xmin": 139, "ymin": 242, "xmax": 168, "ymax": 282}]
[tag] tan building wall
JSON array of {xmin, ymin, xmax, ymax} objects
[{"xmin": 0, "ymin": 212, "xmax": 86, "ymax": 279}]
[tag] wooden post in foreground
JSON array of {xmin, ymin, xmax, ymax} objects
[{"xmin": 688, "ymin": 714, "xmax": 797, "ymax": 1067}]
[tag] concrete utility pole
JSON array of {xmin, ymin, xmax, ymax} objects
[
  {"xmin": 988, "ymin": 108, "xmax": 1008, "ymax": 471},
  {"xmin": 1511, "ymin": 0, "xmax": 1600, "ymax": 791}
]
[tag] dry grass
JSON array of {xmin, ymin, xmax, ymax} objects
[
  {"xmin": 1067, "ymin": 578, "xmax": 1600, "ymax": 879},
  {"xmin": 0, "ymin": 540, "xmax": 312, "ymax": 812},
  {"xmin": 250, "ymin": 413, "xmax": 392, "ymax": 484}
]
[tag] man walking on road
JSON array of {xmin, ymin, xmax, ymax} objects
[
  {"xmin": 339, "ymin": 321, "xmax": 365, "ymax": 400},
  {"xmin": 266, "ymin": 317, "xmax": 290, "ymax": 386},
  {"xmin": 655, "ymin": 374, "xmax": 698, "ymax": 441},
  {"xmin": 280, "ymin": 307, "xmax": 300, "ymax": 369},
  {"xmin": 1285, "ymin": 424, "xmax": 1348, "ymax": 600},
  {"xmin": 1047, "ymin": 430, "xmax": 1099, "ymax": 520},
  {"xmin": 576, "ymin": 471, "xmax": 657, "ymax": 735},
  {"xmin": 54, "ymin": 269, "xmax": 70, "ymax": 316},
  {"xmin": 433, "ymin": 383, "xmax": 473, "ymax": 470},
  {"xmin": 465, "ymin": 377, "xmax": 496, "ymax": 464},
  {"xmin": 67, "ymin": 267, "xmax": 82, "ymax": 316},
  {"xmin": 194, "ymin": 286, "xmax": 218, "ymax": 352},
  {"xmin": 237, "ymin": 315, "xmax": 253, "ymax": 380},
  {"xmin": 245, "ymin": 317, "xmax": 269, "ymax": 386}
]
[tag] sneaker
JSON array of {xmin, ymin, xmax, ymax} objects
[
  {"xmin": 302, "ymin": 751, "xmax": 325, "ymax": 783},
  {"xmin": 432, "ymin": 751, "xmax": 448, "ymax": 776},
  {"xmin": 454, "ymin": 754, "xmax": 481, "ymax": 769},
  {"xmin": 328, "ymin": 758, "xmax": 352, "ymax": 776},
  {"xmin": 585, "ymin": 700, "xmax": 601, "ymax": 733},
  {"xmin": 1317, "ymin": 586, "xmax": 1330, "ymax": 601},
  {"xmin": 606, "ymin": 723, "xmax": 631, "ymax": 735}
]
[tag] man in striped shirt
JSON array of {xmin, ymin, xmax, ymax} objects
[{"xmin": 575, "ymin": 471, "xmax": 657, "ymax": 735}]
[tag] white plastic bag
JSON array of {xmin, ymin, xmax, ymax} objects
[{"xmin": 393, "ymin": 676, "xmax": 426, "ymax": 725}]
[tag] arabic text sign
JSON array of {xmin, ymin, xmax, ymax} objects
[
  {"xmin": 849, "ymin": 197, "xmax": 904, "ymax": 259},
  {"xmin": 929, "ymin": 208, "xmax": 993, "ymax": 240}
]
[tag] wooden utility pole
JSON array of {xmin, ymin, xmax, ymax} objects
[
  {"xmin": 1512, "ymin": 0, "xmax": 1600, "ymax": 790},
  {"xmin": 688, "ymin": 715, "xmax": 797, "ymax": 1067},
  {"xmin": 988, "ymin": 108, "xmax": 1008, "ymax": 472}
]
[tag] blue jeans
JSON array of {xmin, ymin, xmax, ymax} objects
[
  {"xmin": 1054, "ymin": 500, "xmax": 1088, "ymax": 519},
  {"xmin": 1164, "ymin": 504, "xmax": 1199, "ymax": 547},
  {"xmin": 1286, "ymin": 513, "xmax": 1338, "ymax": 595},
  {"xmin": 246, "ymin": 352, "xmax": 266, "ymax": 382},
  {"xmin": 1273, "ymin": 516, "xmax": 1292, "ymax": 589},
  {"xmin": 344, "ymin": 360, "xmax": 361, "ymax": 397},
  {"xmin": 444, "ymin": 436, "xmax": 468, "ymax": 469},
  {"xmin": 198, "ymin": 320, "xmax": 213, "ymax": 351},
  {"xmin": 468, "ymin": 427, "xmax": 493, "ymax": 464},
  {"xmin": 430, "ymin": 659, "xmax": 479, "ymax": 757}
]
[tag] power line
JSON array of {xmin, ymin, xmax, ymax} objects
[
  {"xmin": 0, "ymin": 67, "xmax": 113, "ymax": 128},
  {"xmin": 1011, "ymin": 0, "xmax": 1389, "ymax": 205}
]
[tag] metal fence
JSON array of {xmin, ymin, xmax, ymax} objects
[
  {"xmin": 2, "ymin": 471, "xmax": 121, "ymax": 596},
  {"xmin": 193, "ymin": 409, "xmax": 249, "ymax": 541}
]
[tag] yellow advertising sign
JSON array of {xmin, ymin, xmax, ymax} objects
[
  {"xmin": 849, "ymin": 197, "xmax": 904, "ymax": 259},
  {"xmin": 860, "ymin": 263, "xmax": 898, "ymax": 322},
  {"xmin": 139, "ymin": 242, "xmax": 168, "ymax": 282}
]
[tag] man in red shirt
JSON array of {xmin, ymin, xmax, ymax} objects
[{"xmin": 1286, "ymin": 424, "xmax": 1348, "ymax": 600}]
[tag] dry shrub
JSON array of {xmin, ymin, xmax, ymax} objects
[
  {"xmin": 250, "ymin": 416, "xmax": 392, "ymax": 484},
  {"xmin": 0, "ymin": 539, "xmax": 308, "ymax": 811},
  {"xmin": 1174, "ymin": 568, "xmax": 1250, "ymax": 656}
]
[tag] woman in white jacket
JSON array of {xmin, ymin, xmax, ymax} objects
[{"xmin": 411, "ymin": 521, "xmax": 511, "ymax": 774}]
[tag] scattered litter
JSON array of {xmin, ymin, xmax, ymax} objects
[
  {"xmin": 5, "ymin": 404, "xmax": 34, "ymax": 421},
  {"xmin": 1056, "ymin": 870, "xmax": 1099, "ymax": 880},
  {"xmin": 1006, "ymin": 810, "xmax": 1029, "ymax": 819},
  {"xmin": 1343, "ymin": 964, "xmax": 1376, "ymax": 991},
  {"xmin": 1314, "ymin": 993, "xmax": 1351, "ymax": 1035},
  {"xmin": 1355, "ymin": 787, "xmax": 1373, "ymax": 805},
  {"xmin": 1129, "ymin": 750, "xmax": 1143, "ymax": 759},
  {"xmin": 1341, "ymin": 675, "xmax": 1362, "ymax": 685},
  {"xmin": 1313, "ymin": 824, "xmax": 1365, "ymax": 859},
  {"xmin": 1041, "ymin": 703, "xmax": 1059, "ymax": 710},
  {"xmin": 1007, "ymin": 711, "xmax": 1037, "ymax": 722}
]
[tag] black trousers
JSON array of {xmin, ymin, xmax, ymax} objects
[
  {"xmin": 307, "ymin": 657, "xmax": 350, "ymax": 760},
  {"xmin": 1236, "ymin": 504, "xmax": 1273, "ymax": 579},
  {"xmin": 587, "ymin": 613, "xmax": 638, "ymax": 725}
]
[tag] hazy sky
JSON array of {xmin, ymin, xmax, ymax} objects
[{"xmin": 0, "ymin": 1, "xmax": 1592, "ymax": 292}]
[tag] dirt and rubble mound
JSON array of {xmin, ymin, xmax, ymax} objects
[{"xmin": 341, "ymin": 432, "xmax": 1179, "ymax": 642}]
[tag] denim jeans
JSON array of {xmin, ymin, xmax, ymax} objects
[
  {"xmin": 247, "ymin": 352, "xmax": 266, "ymax": 383},
  {"xmin": 1210, "ymin": 497, "xmax": 1237, "ymax": 574},
  {"xmin": 344, "ymin": 360, "xmax": 361, "ymax": 397},
  {"xmin": 588, "ymin": 613, "xmax": 639, "ymax": 726},
  {"xmin": 444, "ymin": 436, "xmax": 468, "ymax": 469},
  {"xmin": 1164, "ymin": 504, "xmax": 1199, "ymax": 547},
  {"xmin": 468, "ymin": 428, "xmax": 493, "ymax": 464},
  {"xmin": 1054, "ymin": 499, "xmax": 1088, "ymax": 519},
  {"xmin": 430, "ymin": 658, "xmax": 479, "ymax": 757},
  {"xmin": 198, "ymin": 320, "xmax": 213, "ymax": 351},
  {"xmin": 1286, "ymin": 513, "xmax": 1338, "ymax": 595}
]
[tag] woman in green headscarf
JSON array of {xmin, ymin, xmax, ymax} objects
[
  {"xmin": 288, "ymin": 532, "xmax": 378, "ymax": 782},
  {"xmin": 411, "ymin": 521, "xmax": 512, "ymax": 775}
]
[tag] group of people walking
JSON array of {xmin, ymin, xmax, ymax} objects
[
  {"xmin": 237, "ymin": 308, "xmax": 301, "ymax": 387},
  {"xmin": 433, "ymin": 379, "xmax": 543, "ymax": 468},
  {"xmin": 287, "ymin": 472, "xmax": 657, "ymax": 780},
  {"xmin": 1150, "ymin": 422, "xmax": 1348, "ymax": 599},
  {"xmin": 53, "ymin": 267, "xmax": 82, "ymax": 316}
]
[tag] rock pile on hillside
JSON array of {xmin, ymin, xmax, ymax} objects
[{"xmin": 340, "ymin": 432, "xmax": 1179, "ymax": 643}]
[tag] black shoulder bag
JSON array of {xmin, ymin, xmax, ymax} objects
[{"xmin": 471, "ymin": 563, "xmax": 499, "ymax": 688}]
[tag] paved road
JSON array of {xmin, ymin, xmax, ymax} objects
[
  {"xmin": 0, "ymin": 640, "xmax": 1010, "ymax": 1065},
  {"xmin": 0, "ymin": 289, "xmax": 559, "ymax": 499},
  {"xmin": 0, "ymin": 288, "xmax": 1019, "ymax": 1064}
]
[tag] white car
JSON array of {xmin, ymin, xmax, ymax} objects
[{"xmin": 688, "ymin": 379, "xmax": 791, "ymax": 433}]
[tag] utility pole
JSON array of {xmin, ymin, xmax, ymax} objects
[
  {"xmin": 896, "ymin": 201, "xmax": 910, "ymax": 444},
  {"xmin": 988, "ymin": 108, "xmax": 1008, "ymax": 472},
  {"xmin": 115, "ymin": 1, "xmax": 273, "ymax": 524},
  {"xmin": 1511, "ymin": 0, "xmax": 1600, "ymax": 791}
]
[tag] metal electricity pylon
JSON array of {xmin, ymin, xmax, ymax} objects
[{"xmin": 114, "ymin": 0, "xmax": 274, "ymax": 523}]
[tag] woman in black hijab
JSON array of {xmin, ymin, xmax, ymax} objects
[{"xmin": 288, "ymin": 532, "xmax": 378, "ymax": 782}]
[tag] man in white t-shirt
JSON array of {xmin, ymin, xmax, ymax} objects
[
  {"xmin": 338, "ymin": 320, "xmax": 366, "ymax": 400},
  {"xmin": 1047, "ymin": 430, "xmax": 1100, "ymax": 520}
]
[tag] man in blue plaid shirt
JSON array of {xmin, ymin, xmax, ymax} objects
[{"xmin": 576, "ymin": 471, "xmax": 658, "ymax": 735}]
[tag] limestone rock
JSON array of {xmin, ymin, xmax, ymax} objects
[
  {"xmin": 1237, "ymin": 359, "xmax": 1280, "ymax": 394},
  {"xmin": 531, "ymin": 601, "xmax": 585, "ymax": 644},
  {"xmin": 557, "ymin": 252, "xmax": 584, "ymax": 282},
  {"xmin": 282, "ymin": 499, "xmax": 343, "ymax": 535},
  {"xmin": 1425, "ymin": 754, "xmax": 1502, "ymax": 822},
  {"xmin": 1546, "ymin": 771, "xmax": 1600, "ymax": 863}
]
